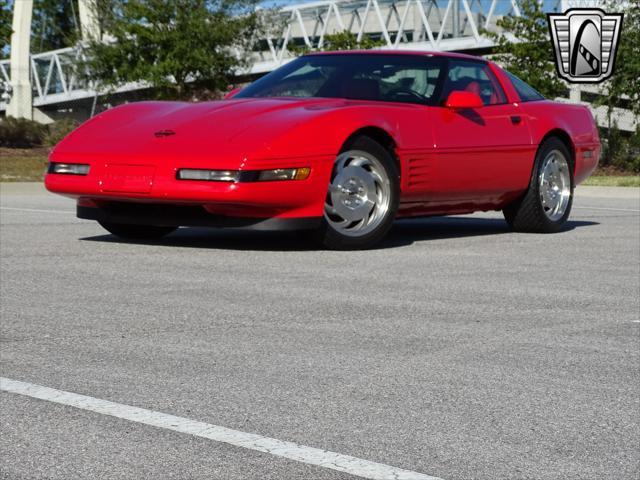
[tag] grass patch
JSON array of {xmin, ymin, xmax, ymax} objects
[
  {"xmin": 1, "ymin": 148, "xmax": 48, "ymax": 182},
  {"xmin": 583, "ymin": 175, "xmax": 640, "ymax": 187}
]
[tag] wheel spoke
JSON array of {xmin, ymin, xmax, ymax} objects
[
  {"xmin": 324, "ymin": 149, "xmax": 392, "ymax": 237},
  {"xmin": 538, "ymin": 149, "xmax": 571, "ymax": 222}
]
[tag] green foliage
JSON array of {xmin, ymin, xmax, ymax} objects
[
  {"xmin": 0, "ymin": 117, "xmax": 82, "ymax": 148},
  {"xmin": 599, "ymin": 124, "xmax": 640, "ymax": 173},
  {"xmin": 596, "ymin": 1, "xmax": 640, "ymax": 171},
  {"xmin": 289, "ymin": 30, "xmax": 384, "ymax": 55},
  {"xmin": 484, "ymin": 0, "xmax": 564, "ymax": 98},
  {"xmin": 598, "ymin": 0, "xmax": 640, "ymax": 118},
  {"xmin": 31, "ymin": 0, "xmax": 80, "ymax": 53},
  {"xmin": 0, "ymin": 154, "xmax": 48, "ymax": 182},
  {"xmin": 583, "ymin": 175, "xmax": 640, "ymax": 187},
  {"xmin": 0, "ymin": 0, "xmax": 12, "ymax": 55},
  {"xmin": 83, "ymin": 0, "xmax": 262, "ymax": 100},
  {"xmin": 44, "ymin": 118, "xmax": 80, "ymax": 147},
  {"xmin": 1, "ymin": 0, "xmax": 79, "ymax": 56},
  {"xmin": 0, "ymin": 117, "xmax": 49, "ymax": 148},
  {"xmin": 626, "ymin": 129, "xmax": 640, "ymax": 173}
]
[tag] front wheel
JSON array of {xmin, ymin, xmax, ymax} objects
[
  {"xmin": 98, "ymin": 221, "xmax": 177, "ymax": 240},
  {"xmin": 503, "ymin": 137, "xmax": 574, "ymax": 233},
  {"xmin": 318, "ymin": 136, "xmax": 400, "ymax": 249}
]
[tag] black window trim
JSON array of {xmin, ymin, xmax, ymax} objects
[{"xmin": 503, "ymin": 70, "xmax": 546, "ymax": 103}]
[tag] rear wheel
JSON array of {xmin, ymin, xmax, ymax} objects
[
  {"xmin": 318, "ymin": 136, "xmax": 399, "ymax": 249},
  {"xmin": 98, "ymin": 221, "xmax": 177, "ymax": 240},
  {"xmin": 503, "ymin": 137, "xmax": 574, "ymax": 233}
]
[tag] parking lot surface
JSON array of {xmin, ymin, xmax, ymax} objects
[{"xmin": 1, "ymin": 183, "xmax": 639, "ymax": 480}]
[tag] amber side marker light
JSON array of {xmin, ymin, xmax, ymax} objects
[
  {"xmin": 257, "ymin": 167, "xmax": 311, "ymax": 182},
  {"xmin": 177, "ymin": 167, "xmax": 311, "ymax": 182}
]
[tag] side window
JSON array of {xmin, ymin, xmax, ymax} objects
[
  {"xmin": 504, "ymin": 70, "xmax": 545, "ymax": 102},
  {"xmin": 376, "ymin": 63, "xmax": 444, "ymax": 103},
  {"xmin": 442, "ymin": 60, "xmax": 507, "ymax": 106}
]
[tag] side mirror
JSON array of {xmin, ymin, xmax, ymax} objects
[
  {"xmin": 445, "ymin": 91, "xmax": 483, "ymax": 109},
  {"xmin": 224, "ymin": 87, "xmax": 242, "ymax": 100}
]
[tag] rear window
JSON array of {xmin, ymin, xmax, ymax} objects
[{"xmin": 505, "ymin": 71, "xmax": 545, "ymax": 102}]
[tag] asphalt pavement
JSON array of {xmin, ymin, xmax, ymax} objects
[{"xmin": 1, "ymin": 183, "xmax": 639, "ymax": 480}]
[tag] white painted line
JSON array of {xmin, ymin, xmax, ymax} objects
[
  {"xmin": 0, "ymin": 377, "xmax": 441, "ymax": 480},
  {"xmin": 0, "ymin": 207, "xmax": 74, "ymax": 214},
  {"xmin": 574, "ymin": 206, "xmax": 640, "ymax": 213}
]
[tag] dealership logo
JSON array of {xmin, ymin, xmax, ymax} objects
[{"xmin": 547, "ymin": 8, "xmax": 623, "ymax": 83}]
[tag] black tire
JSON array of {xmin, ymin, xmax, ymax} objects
[
  {"xmin": 317, "ymin": 136, "xmax": 400, "ymax": 250},
  {"xmin": 503, "ymin": 137, "xmax": 574, "ymax": 233},
  {"xmin": 98, "ymin": 221, "xmax": 177, "ymax": 240}
]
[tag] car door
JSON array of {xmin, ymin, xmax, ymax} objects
[{"xmin": 428, "ymin": 59, "xmax": 533, "ymax": 202}]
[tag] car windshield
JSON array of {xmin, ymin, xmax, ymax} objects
[{"xmin": 235, "ymin": 54, "xmax": 447, "ymax": 106}]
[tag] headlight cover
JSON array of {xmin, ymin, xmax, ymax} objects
[
  {"xmin": 177, "ymin": 169, "xmax": 240, "ymax": 182},
  {"xmin": 176, "ymin": 167, "xmax": 310, "ymax": 183},
  {"xmin": 48, "ymin": 163, "xmax": 90, "ymax": 175}
]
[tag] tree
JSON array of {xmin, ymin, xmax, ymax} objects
[
  {"xmin": 484, "ymin": 0, "xmax": 564, "ymax": 99},
  {"xmin": 598, "ymin": 1, "xmax": 640, "ymax": 118},
  {"xmin": 31, "ymin": 0, "xmax": 80, "ymax": 53},
  {"xmin": 596, "ymin": 0, "xmax": 640, "ymax": 170},
  {"xmin": 0, "ymin": 0, "xmax": 12, "ymax": 56},
  {"xmin": 83, "ymin": 0, "xmax": 262, "ymax": 100},
  {"xmin": 0, "ymin": 1, "xmax": 78, "ymax": 58}
]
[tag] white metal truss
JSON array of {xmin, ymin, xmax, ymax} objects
[
  {"xmin": 1, "ymin": 47, "xmax": 91, "ymax": 108},
  {"xmin": 2, "ymin": 0, "xmax": 568, "ymax": 111},
  {"xmin": 256, "ymin": 0, "xmax": 524, "ymax": 69}
]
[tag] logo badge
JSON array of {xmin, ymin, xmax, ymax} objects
[
  {"xmin": 548, "ymin": 8, "xmax": 623, "ymax": 83},
  {"xmin": 154, "ymin": 129, "xmax": 176, "ymax": 138}
]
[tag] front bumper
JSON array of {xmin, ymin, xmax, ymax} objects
[{"xmin": 45, "ymin": 155, "xmax": 334, "ymax": 219}]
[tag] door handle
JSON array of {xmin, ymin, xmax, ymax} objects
[{"xmin": 510, "ymin": 115, "xmax": 522, "ymax": 125}]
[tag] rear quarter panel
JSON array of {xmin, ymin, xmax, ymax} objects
[{"xmin": 520, "ymin": 100, "xmax": 600, "ymax": 185}]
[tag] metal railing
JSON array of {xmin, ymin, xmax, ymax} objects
[
  {"xmin": 259, "ymin": 0, "xmax": 522, "ymax": 62},
  {"xmin": 1, "ymin": 0, "xmax": 538, "ymax": 110}
]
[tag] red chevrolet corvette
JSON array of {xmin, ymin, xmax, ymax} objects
[{"xmin": 45, "ymin": 51, "xmax": 600, "ymax": 249}]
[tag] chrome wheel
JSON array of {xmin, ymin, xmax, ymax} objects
[
  {"xmin": 539, "ymin": 149, "xmax": 571, "ymax": 221},
  {"xmin": 324, "ymin": 150, "xmax": 391, "ymax": 237}
]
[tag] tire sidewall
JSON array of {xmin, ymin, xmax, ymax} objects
[
  {"xmin": 320, "ymin": 136, "xmax": 400, "ymax": 249},
  {"xmin": 531, "ymin": 138, "xmax": 575, "ymax": 231}
]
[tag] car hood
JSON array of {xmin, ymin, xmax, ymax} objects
[{"xmin": 51, "ymin": 97, "xmax": 360, "ymax": 167}]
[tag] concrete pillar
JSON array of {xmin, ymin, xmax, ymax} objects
[
  {"xmin": 6, "ymin": 0, "xmax": 33, "ymax": 120},
  {"xmin": 569, "ymin": 85, "xmax": 582, "ymax": 103},
  {"xmin": 78, "ymin": 0, "xmax": 100, "ymax": 42},
  {"xmin": 452, "ymin": 0, "xmax": 460, "ymax": 38}
]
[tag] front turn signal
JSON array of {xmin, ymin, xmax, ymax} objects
[{"xmin": 256, "ymin": 167, "xmax": 311, "ymax": 182}]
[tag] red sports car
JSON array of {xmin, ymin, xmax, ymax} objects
[{"xmin": 45, "ymin": 51, "xmax": 600, "ymax": 249}]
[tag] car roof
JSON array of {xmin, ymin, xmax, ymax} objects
[{"xmin": 306, "ymin": 50, "xmax": 488, "ymax": 62}]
